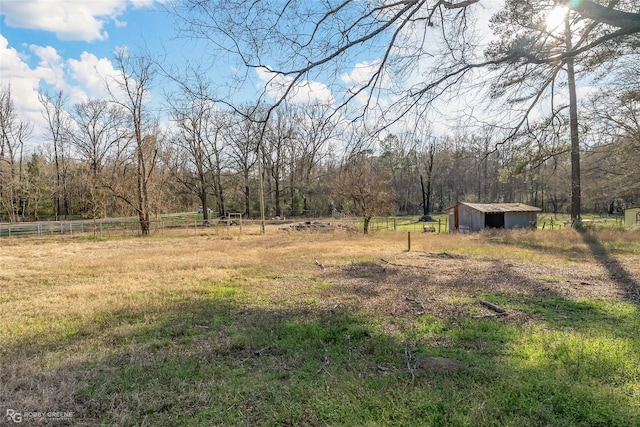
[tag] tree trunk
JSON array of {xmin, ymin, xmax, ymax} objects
[
  {"xmin": 213, "ymin": 151, "xmax": 225, "ymax": 217},
  {"xmin": 137, "ymin": 146, "xmax": 150, "ymax": 235},
  {"xmin": 565, "ymin": 16, "xmax": 581, "ymax": 221},
  {"xmin": 363, "ymin": 216, "xmax": 371, "ymax": 234},
  {"xmin": 274, "ymin": 174, "xmax": 281, "ymax": 217},
  {"xmin": 244, "ymin": 172, "xmax": 251, "ymax": 218},
  {"xmin": 200, "ymin": 192, "xmax": 209, "ymax": 222},
  {"xmin": 216, "ymin": 177, "xmax": 225, "ymax": 218},
  {"xmin": 420, "ymin": 174, "xmax": 428, "ymax": 216}
]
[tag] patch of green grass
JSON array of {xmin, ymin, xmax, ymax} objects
[
  {"xmin": 9, "ymin": 288, "xmax": 640, "ymax": 427},
  {"xmin": 311, "ymin": 280, "xmax": 331, "ymax": 291},
  {"xmin": 3, "ymin": 232, "xmax": 640, "ymax": 426}
]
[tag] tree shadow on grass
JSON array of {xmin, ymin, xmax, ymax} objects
[
  {"xmin": 580, "ymin": 231, "xmax": 640, "ymax": 306},
  {"xmin": 480, "ymin": 229, "xmax": 639, "ymax": 263},
  {"xmin": 1, "ymin": 259, "xmax": 639, "ymax": 426}
]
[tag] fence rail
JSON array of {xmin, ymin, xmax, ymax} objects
[
  {"xmin": 1, "ymin": 212, "xmax": 627, "ymax": 240},
  {"xmin": 0, "ymin": 218, "xmax": 250, "ymax": 239},
  {"xmin": 0, "ymin": 215, "xmax": 450, "ymax": 239}
]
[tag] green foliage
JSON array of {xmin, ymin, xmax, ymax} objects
[
  {"xmin": 25, "ymin": 153, "xmax": 54, "ymax": 219},
  {"xmin": 572, "ymin": 217, "xmax": 585, "ymax": 231},
  {"xmin": 290, "ymin": 190, "xmax": 304, "ymax": 216},
  {"xmin": 610, "ymin": 199, "xmax": 625, "ymax": 215}
]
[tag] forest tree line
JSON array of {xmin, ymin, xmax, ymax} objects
[
  {"xmin": 1, "ymin": 74, "xmax": 638, "ymax": 229},
  {"xmin": 4, "ymin": 2, "xmax": 640, "ymax": 233}
]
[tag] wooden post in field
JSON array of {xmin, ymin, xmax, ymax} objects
[{"xmin": 407, "ymin": 231, "xmax": 411, "ymax": 251}]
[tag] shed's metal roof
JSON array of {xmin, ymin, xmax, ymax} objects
[{"xmin": 460, "ymin": 202, "xmax": 541, "ymax": 213}]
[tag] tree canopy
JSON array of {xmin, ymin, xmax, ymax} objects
[{"xmin": 169, "ymin": 0, "xmax": 639, "ymax": 220}]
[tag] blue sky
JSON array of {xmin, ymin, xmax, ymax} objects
[
  {"xmin": 0, "ymin": 0, "xmax": 404, "ymax": 146},
  {"xmin": 0, "ymin": 1, "xmax": 183, "ymax": 139},
  {"xmin": 1, "ymin": 0, "xmax": 519, "ymax": 148}
]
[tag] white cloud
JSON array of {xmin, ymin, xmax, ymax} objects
[
  {"xmin": 129, "ymin": 0, "xmax": 167, "ymax": 7},
  {"xmin": 339, "ymin": 59, "xmax": 385, "ymax": 87},
  {"xmin": 68, "ymin": 52, "xmax": 120, "ymax": 101},
  {"xmin": 0, "ymin": 0, "xmax": 166, "ymax": 42},
  {"xmin": 0, "ymin": 35, "xmax": 44, "ymax": 134},
  {"xmin": 336, "ymin": 59, "xmax": 403, "ymax": 117},
  {"xmin": 256, "ymin": 68, "xmax": 334, "ymax": 106},
  {"xmin": 29, "ymin": 45, "xmax": 66, "ymax": 88},
  {"xmin": 0, "ymin": 35, "xmax": 126, "ymax": 145}
]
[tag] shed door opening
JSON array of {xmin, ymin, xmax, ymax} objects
[{"xmin": 485, "ymin": 213, "xmax": 505, "ymax": 228}]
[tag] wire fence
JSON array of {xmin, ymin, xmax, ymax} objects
[
  {"xmin": 0, "ymin": 215, "xmax": 450, "ymax": 239},
  {"xmin": 8, "ymin": 213, "xmax": 624, "ymax": 239},
  {"xmin": 0, "ymin": 218, "xmax": 252, "ymax": 239},
  {"xmin": 339, "ymin": 216, "xmax": 448, "ymax": 233}
]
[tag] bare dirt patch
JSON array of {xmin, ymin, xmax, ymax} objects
[
  {"xmin": 415, "ymin": 356, "xmax": 460, "ymax": 373},
  {"xmin": 315, "ymin": 248, "xmax": 639, "ymax": 327}
]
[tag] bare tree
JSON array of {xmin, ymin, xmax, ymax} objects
[
  {"xmin": 71, "ymin": 100, "xmax": 127, "ymax": 181},
  {"xmin": 285, "ymin": 103, "xmax": 336, "ymax": 215},
  {"xmin": 0, "ymin": 84, "xmax": 32, "ymax": 221},
  {"xmin": 419, "ymin": 139, "xmax": 437, "ymax": 216},
  {"xmin": 24, "ymin": 153, "xmax": 51, "ymax": 220},
  {"xmin": 167, "ymin": 77, "xmax": 230, "ymax": 222},
  {"xmin": 262, "ymin": 107, "xmax": 296, "ymax": 217},
  {"xmin": 227, "ymin": 106, "xmax": 263, "ymax": 218},
  {"xmin": 69, "ymin": 99, "xmax": 127, "ymax": 221},
  {"xmin": 584, "ymin": 70, "xmax": 640, "ymax": 204},
  {"xmin": 170, "ymin": 0, "xmax": 640, "ymax": 221},
  {"xmin": 207, "ymin": 109, "xmax": 230, "ymax": 219},
  {"xmin": 108, "ymin": 49, "xmax": 159, "ymax": 235},
  {"xmin": 331, "ymin": 143, "xmax": 396, "ymax": 234},
  {"xmin": 171, "ymin": 1, "xmax": 640, "ymax": 118},
  {"xmin": 39, "ymin": 90, "xmax": 71, "ymax": 220}
]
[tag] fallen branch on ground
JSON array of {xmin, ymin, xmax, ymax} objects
[
  {"xmin": 380, "ymin": 258, "xmax": 432, "ymax": 270},
  {"xmin": 471, "ymin": 312, "xmax": 507, "ymax": 319},
  {"xmin": 316, "ymin": 342, "xmax": 332, "ymax": 376},
  {"xmin": 235, "ymin": 346, "xmax": 271, "ymax": 365},
  {"xmin": 479, "ymin": 300, "xmax": 507, "ymax": 314},
  {"xmin": 404, "ymin": 340, "xmax": 416, "ymax": 384}
]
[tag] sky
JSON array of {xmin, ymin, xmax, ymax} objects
[
  {"xmin": 0, "ymin": 0, "xmax": 376, "ymax": 150},
  {"xmin": 0, "ymin": 0, "xmax": 183, "ymax": 142},
  {"xmin": 1, "ymin": 0, "xmax": 579, "ymax": 152}
]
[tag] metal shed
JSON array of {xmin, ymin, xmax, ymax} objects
[
  {"xmin": 448, "ymin": 202, "xmax": 540, "ymax": 232},
  {"xmin": 624, "ymin": 206, "xmax": 640, "ymax": 228}
]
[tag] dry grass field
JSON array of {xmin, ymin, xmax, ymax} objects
[{"xmin": 1, "ymin": 226, "xmax": 639, "ymax": 426}]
